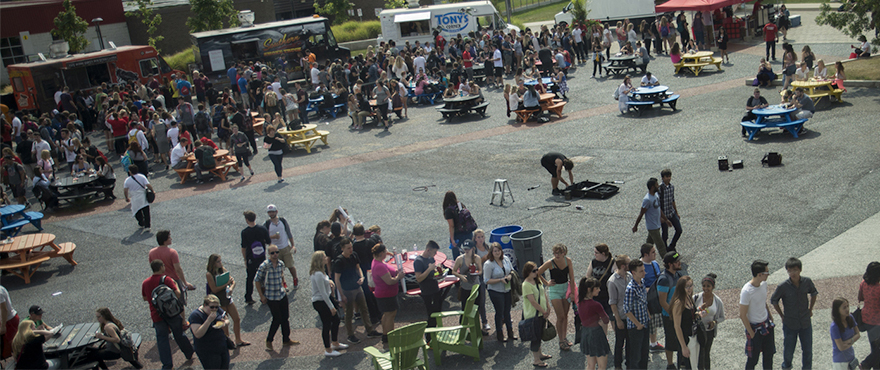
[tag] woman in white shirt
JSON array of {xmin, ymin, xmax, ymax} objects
[
  {"xmin": 392, "ymin": 56, "xmax": 408, "ymax": 80},
  {"xmin": 853, "ymin": 35, "xmax": 872, "ymax": 57},
  {"xmin": 617, "ymin": 75, "xmax": 634, "ymax": 115},
  {"xmin": 813, "ymin": 59, "xmax": 828, "ymax": 80},
  {"xmin": 309, "ymin": 251, "xmax": 347, "ymax": 357}
]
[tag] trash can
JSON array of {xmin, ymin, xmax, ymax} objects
[
  {"xmin": 489, "ymin": 225, "xmax": 522, "ymax": 250},
  {"xmin": 510, "ymin": 229, "xmax": 543, "ymax": 272}
]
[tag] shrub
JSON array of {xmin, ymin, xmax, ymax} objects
[
  {"xmin": 165, "ymin": 46, "xmax": 195, "ymax": 72},
  {"xmin": 331, "ymin": 20, "xmax": 381, "ymax": 43}
]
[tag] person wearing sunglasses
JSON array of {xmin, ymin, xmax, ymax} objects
[
  {"xmin": 254, "ymin": 244, "xmax": 299, "ymax": 351},
  {"xmin": 188, "ymin": 295, "xmax": 231, "ymax": 369}
]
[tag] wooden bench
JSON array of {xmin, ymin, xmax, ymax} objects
[
  {"xmin": 544, "ymin": 101, "xmax": 567, "ymax": 118},
  {"xmin": 23, "ymin": 211, "xmax": 44, "ymax": 232},
  {"xmin": 174, "ymin": 168, "xmax": 195, "ymax": 184},
  {"xmin": 287, "ymin": 136, "xmax": 322, "ymax": 153},
  {"xmin": 1, "ymin": 220, "xmax": 30, "ymax": 237},
  {"xmin": 711, "ymin": 57, "xmax": 724, "ymax": 70},
  {"xmin": 676, "ymin": 62, "xmax": 711, "ymax": 75},
  {"xmin": 51, "ymin": 242, "xmax": 78, "ymax": 266},
  {"xmin": 0, "ymin": 211, "xmax": 43, "ymax": 237},
  {"xmin": 315, "ymin": 130, "xmax": 330, "ymax": 146},
  {"xmin": 0, "ymin": 254, "xmax": 51, "ymax": 284},
  {"xmin": 57, "ymin": 191, "xmax": 98, "ymax": 204},
  {"xmin": 514, "ymin": 109, "xmax": 540, "ymax": 122},
  {"xmin": 252, "ymin": 121, "xmax": 264, "ymax": 136},
  {"xmin": 208, "ymin": 162, "xmax": 238, "ymax": 182},
  {"xmin": 603, "ymin": 64, "xmax": 635, "ymax": 76},
  {"xmin": 807, "ymin": 88, "xmax": 845, "ymax": 103}
]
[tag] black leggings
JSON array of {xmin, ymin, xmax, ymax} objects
[
  {"xmin": 376, "ymin": 103, "xmax": 389, "ymax": 121},
  {"xmin": 268, "ymin": 154, "xmax": 283, "ymax": 178},
  {"xmin": 135, "ymin": 206, "xmax": 150, "ymax": 228},
  {"xmin": 234, "ymin": 152, "xmax": 250, "ymax": 169},
  {"xmin": 593, "ymin": 56, "xmax": 602, "ymax": 76},
  {"xmin": 313, "ymin": 301, "xmax": 341, "ymax": 348}
]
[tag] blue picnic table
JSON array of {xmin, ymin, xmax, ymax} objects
[
  {"xmin": 0, "ymin": 205, "xmax": 44, "ymax": 237},
  {"xmin": 741, "ymin": 105, "xmax": 807, "ymax": 141},
  {"xmin": 524, "ymin": 77, "xmax": 554, "ymax": 88},
  {"xmin": 626, "ymin": 85, "xmax": 680, "ymax": 116}
]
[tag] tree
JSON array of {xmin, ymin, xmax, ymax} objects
[
  {"xmin": 571, "ymin": 0, "xmax": 591, "ymax": 24},
  {"xmin": 816, "ymin": 0, "xmax": 880, "ymax": 46},
  {"xmin": 313, "ymin": 0, "xmax": 352, "ymax": 25},
  {"xmin": 385, "ymin": 0, "xmax": 407, "ymax": 9},
  {"xmin": 125, "ymin": 0, "xmax": 165, "ymax": 52},
  {"xmin": 51, "ymin": 0, "xmax": 90, "ymax": 53},
  {"xmin": 187, "ymin": 0, "xmax": 240, "ymax": 33}
]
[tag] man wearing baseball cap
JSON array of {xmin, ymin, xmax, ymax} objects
[
  {"xmin": 26, "ymin": 305, "xmax": 53, "ymax": 331},
  {"xmin": 264, "ymin": 204, "xmax": 298, "ymax": 289}
]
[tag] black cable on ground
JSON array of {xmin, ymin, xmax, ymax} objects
[
  {"xmin": 527, "ymin": 200, "xmax": 572, "ymax": 210},
  {"xmin": 412, "ymin": 185, "xmax": 436, "ymax": 192}
]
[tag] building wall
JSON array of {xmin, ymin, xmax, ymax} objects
[{"xmin": 126, "ymin": 0, "xmax": 276, "ymax": 55}]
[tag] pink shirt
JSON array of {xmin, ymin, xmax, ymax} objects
[
  {"xmin": 671, "ymin": 53, "xmax": 682, "ymax": 64},
  {"xmin": 371, "ymin": 260, "xmax": 399, "ymax": 298},
  {"xmin": 148, "ymin": 246, "xmax": 181, "ymax": 281}
]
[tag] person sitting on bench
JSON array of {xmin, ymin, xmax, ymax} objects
[
  {"xmin": 786, "ymin": 87, "xmax": 815, "ymax": 122},
  {"xmin": 541, "ymin": 152, "xmax": 574, "ymax": 196},
  {"xmin": 640, "ymin": 71, "xmax": 659, "ymax": 87},
  {"xmin": 32, "ymin": 167, "xmax": 59, "ymax": 210},
  {"xmin": 522, "ymin": 85, "xmax": 543, "ymax": 120}
]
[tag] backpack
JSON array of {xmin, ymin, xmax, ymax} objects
[
  {"xmin": 661, "ymin": 25, "xmax": 669, "ymax": 38},
  {"xmin": 250, "ymin": 240, "xmax": 266, "ymax": 261},
  {"xmin": 179, "ymin": 84, "xmax": 191, "ymax": 96},
  {"xmin": 197, "ymin": 147, "xmax": 216, "ymax": 169},
  {"xmin": 151, "ymin": 275, "xmax": 184, "ymax": 319},
  {"xmin": 194, "ymin": 111, "xmax": 210, "ymax": 132},
  {"xmin": 645, "ymin": 263, "xmax": 663, "ymax": 314},
  {"xmin": 241, "ymin": 111, "xmax": 254, "ymax": 131},
  {"xmin": 449, "ymin": 203, "xmax": 478, "ymax": 234},
  {"xmin": 265, "ymin": 91, "xmax": 278, "ymax": 107},
  {"xmin": 120, "ymin": 153, "xmax": 132, "ymax": 169},
  {"xmin": 128, "ymin": 130, "xmax": 139, "ymax": 145},
  {"xmin": 613, "ymin": 86, "xmax": 620, "ymax": 101}
]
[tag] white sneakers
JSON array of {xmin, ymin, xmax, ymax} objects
[
  {"xmin": 331, "ymin": 343, "xmax": 349, "ymax": 350},
  {"xmin": 324, "ymin": 350, "xmax": 342, "ymax": 357},
  {"xmin": 325, "ymin": 343, "xmax": 348, "ymax": 357}
]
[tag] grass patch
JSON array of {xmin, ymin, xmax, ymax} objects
[
  {"xmin": 332, "ymin": 21, "xmax": 381, "ymax": 43},
  {"xmin": 509, "ymin": 0, "xmax": 567, "ymax": 27},
  {"xmin": 349, "ymin": 48, "xmax": 369, "ymax": 58},
  {"xmin": 166, "ymin": 46, "xmax": 195, "ymax": 72},
  {"xmin": 833, "ymin": 57, "xmax": 880, "ymax": 80},
  {"xmin": 1, "ymin": 85, "xmax": 11, "ymax": 95}
]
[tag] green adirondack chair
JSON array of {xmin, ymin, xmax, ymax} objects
[
  {"xmin": 363, "ymin": 321, "xmax": 430, "ymax": 370},
  {"xmin": 424, "ymin": 284, "xmax": 484, "ymax": 365}
]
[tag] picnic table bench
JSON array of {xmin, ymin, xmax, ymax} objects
[
  {"xmin": 1, "ymin": 205, "xmax": 43, "ymax": 237},
  {"xmin": 674, "ymin": 52, "xmax": 723, "ymax": 76},
  {"xmin": 436, "ymin": 95, "xmax": 489, "ymax": 122},
  {"xmin": 0, "ymin": 233, "xmax": 77, "ymax": 284},
  {"xmin": 278, "ymin": 124, "xmax": 329, "ymax": 153},
  {"xmin": 176, "ymin": 149, "xmax": 239, "ymax": 184},
  {"xmin": 740, "ymin": 105, "xmax": 807, "ymax": 140},
  {"xmin": 625, "ymin": 85, "xmax": 680, "ymax": 116}
]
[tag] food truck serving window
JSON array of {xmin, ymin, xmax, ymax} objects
[{"xmin": 394, "ymin": 11, "xmax": 432, "ymax": 37}]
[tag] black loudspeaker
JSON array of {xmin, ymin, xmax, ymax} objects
[
  {"xmin": 732, "ymin": 160, "xmax": 744, "ymax": 169},
  {"xmin": 718, "ymin": 156, "xmax": 729, "ymax": 171},
  {"xmin": 762, "ymin": 152, "xmax": 782, "ymax": 167}
]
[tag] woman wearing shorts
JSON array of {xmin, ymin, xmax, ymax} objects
[
  {"xmin": 537, "ymin": 243, "xmax": 576, "ymax": 351},
  {"xmin": 371, "ymin": 244, "xmax": 403, "ymax": 343}
]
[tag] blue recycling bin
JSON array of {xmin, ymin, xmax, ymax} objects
[{"xmin": 489, "ymin": 225, "xmax": 523, "ymax": 250}]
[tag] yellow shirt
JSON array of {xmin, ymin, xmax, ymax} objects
[{"xmin": 522, "ymin": 281, "xmax": 548, "ymax": 319}]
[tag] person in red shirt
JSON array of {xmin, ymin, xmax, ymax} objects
[
  {"xmin": 462, "ymin": 41, "xmax": 474, "ymax": 83},
  {"xmin": 200, "ymin": 137, "xmax": 218, "ymax": 150},
  {"xmin": 763, "ymin": 21, "xmax": 778, "ymax": 61},
  {"xmin": 142, "ymin": 260, "xmax": 194, "ymax": 369},
  {"xmin": 106, "ymin": 109, "xmax": 130, "ymax": 155}
]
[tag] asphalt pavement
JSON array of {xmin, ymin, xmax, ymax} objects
[{"xmin": 3, "ymin": 15, "xmax": 879, "ymax": 370}]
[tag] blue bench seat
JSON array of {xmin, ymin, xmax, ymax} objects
[{"xmin": 741, "ymin": 119, "xmax": 807, "ymax": 140}]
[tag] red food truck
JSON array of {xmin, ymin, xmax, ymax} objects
[{"xmin": 6, "ymin": 45, "xmax": 182, "ymax": 113}]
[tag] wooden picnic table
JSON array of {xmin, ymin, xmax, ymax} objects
[
  {"xmin": 791, "ymin": 80, "xmax": 844, "ymax": 104},
  {"xmin": 277, "ymin": 124, "xmax": 329, "ymax": 154},
  {"xmin": 0, "ymin": 233, "xmax": 77, "ymax": 283},
  {"xmin": 675, "ymin": 51, "xmax": 723, "ymax": 76},
  {"xmin": 176, "ymin": 149, "xmax": 239, "ymax": 184},
  {"xmin": 604, "ymin": 54, "xmax": 639, "ymax": 76}
]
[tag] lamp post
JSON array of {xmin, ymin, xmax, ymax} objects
[{"xmin": 91, "ymin": 17, "xmax": 104, "ymax": 50}]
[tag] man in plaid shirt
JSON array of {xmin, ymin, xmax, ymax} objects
[
  {"xmin": 624, "ymin": 259, "xmax": 650, "ymax": 370},
  {"xmin": 255, "ymin": 244, "xmax": 299, "ymax": 351},
  {"xmin": 658, "ymin": 169, "xmax": 683, "ymax": 252}
]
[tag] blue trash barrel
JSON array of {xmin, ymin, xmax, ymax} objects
[{"xmin": 489, "ymin": 225, "xmax": 523, "ymax": 250}]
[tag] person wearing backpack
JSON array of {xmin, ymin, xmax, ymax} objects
[
  {"xmin": 235, "ymin": 105, "xmax": 258, "ymax": 155},
  {"xmin": 264, "ymin": 204, "xmax": 298, "ymax": 289},
  {"xmin": 640, "ymin": 243, "xmax": 666, "ymax": 354},
  {"xmin": 193, "ymin": 104, "xmax": 212, "ymax": 140},
  {"xmin": 657, "ymin": 251, "xmax": 685, "ymax": 369},
  {"xmin": 442, "ymin": 191, "xmax": 477, "ymax": 260},
  {"xmin": 241, "ymin": 210, "xmax": 271, "ymax": 305},
  {"xmin": 192, "ymin": 141, "xmax": 215, "ymax": 184},
  {"xmin": 176, "ymin": 98, "xmax": 196, "ymax": 140},
  {"xmin": 229, "ymin": 125, "xmax": 255, "ymax": 180},
  {"xmin": 263, "ymin": 85, "xmax": 281, "ymax": 123},
  {"xmin": 141, "ymin": 260, "xmax": 194, "ymax": 369},
  {"xmin": 85, "ymin": 307, "xmax": 144, "ymax": 369}
]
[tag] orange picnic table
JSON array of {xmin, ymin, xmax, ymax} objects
[{"xmin": 0, "ymin": 233, "xmax": 77, "ymax": 283}]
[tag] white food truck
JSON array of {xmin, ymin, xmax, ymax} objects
[
  {"xmin": 554, "ymin": 0, "xmax": 657, "ymax": 26},
  {"xmin": 377, "ymin": 1, "xmax": 520, "ymax": 47}
]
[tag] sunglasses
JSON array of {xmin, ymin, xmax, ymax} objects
[
  {"xmin": 209, "ymin": 305, "xmax": 220, "ymax": 309},
  {"xmin": 269, "ymin": 251, "xmax": 279, "ymax": 255}
]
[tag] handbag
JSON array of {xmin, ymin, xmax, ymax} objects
[
  {"xmin": 131, "ymin": 175, "xmax": 155, "ymax": 203},
  {"xmin": 646, "ymin": 263, "xmax": 663, "ymax": 314},
  {"xmin": 849, "ymin": 357, "xmax": 860, "ymax": 370},
  {"xmin": 853, "ymin": 307, "xmax": 868, "ymax": 331},
  {"xmin": 541, "ymin": 315, "xmax": 557, "ymax": 342}
]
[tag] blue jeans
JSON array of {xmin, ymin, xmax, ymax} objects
[
  {"xmin": 661, "ymin": 213, "xmax": 683, "ymax": 251},
  {"xmin": 782, "ymin": 325, "xmax": 812, "ymax": 370},
  {"xmin": 153, "ymin": 316, "xmax": 194, "ymax": 369}
]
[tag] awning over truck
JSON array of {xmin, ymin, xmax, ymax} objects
[
  {"xmin": 655, "ymin": 0, "xmax": 742, "ymax": 12},
  {"xmin": 394, "ymin": 11, "xmax": 431, "ymax": 23}
]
